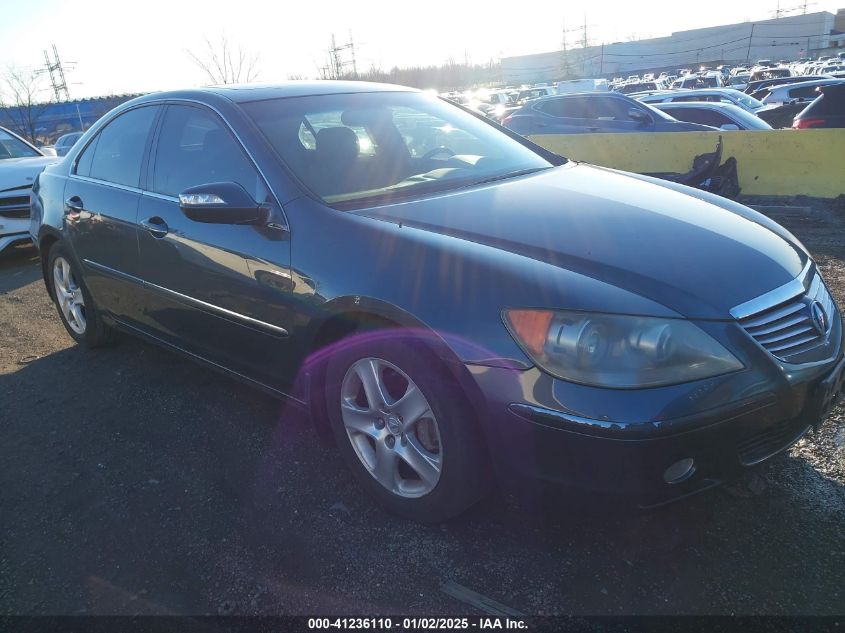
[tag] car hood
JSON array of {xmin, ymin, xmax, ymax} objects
[
  {"xmin": 0, "ymin": 156, "xmax": 58, "ymax": 193},
  {"xmin": 357, "ymin": 163, "xmax": 806, "ymax": 319}
]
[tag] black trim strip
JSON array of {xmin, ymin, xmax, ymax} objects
[{"xmin": 509, "ymin": 393, "xmax": 778, "ymax": 441}]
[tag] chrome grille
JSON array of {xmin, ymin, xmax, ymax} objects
[{"xmin": 733, "ymin": 265, "xmax": 837, "ymax": 362}]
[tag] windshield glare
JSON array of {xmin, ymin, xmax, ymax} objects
[
  {"xmin": 0, "ymin": 129, "xmax": 40, "ymax": 159},
  {"xmin": 726, "ymin": 89, "xmax": 764, "ymax": 109},
  {"xmin": 242, "ymin": 92, "xmax": 553, "ymax": 208}
]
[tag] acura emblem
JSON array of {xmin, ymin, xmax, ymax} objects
[{"xmin": 811, "ymin": 301, "xmax": 827, "ymax": 335}]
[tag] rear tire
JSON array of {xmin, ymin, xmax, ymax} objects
[
  {"xmin": 47, "ymin": 243, "xmax": 114, "ymax": 347},
  {"xmin": 324, "ymin": 330, "xmax": 491, "ymax": 522}
]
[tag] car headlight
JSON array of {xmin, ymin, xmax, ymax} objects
[{"xmin": 503, "ymin": 309, "xmax": 743, "ymax": 388}]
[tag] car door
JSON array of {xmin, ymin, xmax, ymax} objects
[
  {"xmin": 135, "ymin": 103, "xmax": 294, "ymax": 390},
  {"xmin": 663, "ymin": 107, "xmax": 736, "ymax": 129},
  {"xmin": 64, "ymin": 104, "xmax": 162, "ymax": 324},
  {"xmin": 530, "ymin": 97, "xmax": 597, "ymax": 133},
  {"xmin": 588, "ymin": 97, "xmax": 651, "ymax": 133}
]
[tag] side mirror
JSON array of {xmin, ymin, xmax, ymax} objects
[
  {"xmin": 40, "ymin": 147, "xmax": 58, "ymax": 157},
  {"xmin": 720, "ymin": 123, "xmax": 740, "ymax": 130},
  {"xmin": 628, "ymin": 108, "xmax": 651, "ymax": 125},
  {"xmin": 179, "ymin": 182, "xmax": 267, "ymax": 225}
]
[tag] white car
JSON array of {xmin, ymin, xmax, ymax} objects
[
  {"xmin": 0, "ymin": 126, "xmax": 58, "ymax": 253},
  {"xmin": 760, "ymin": 78, "xmax": 845, "ymax": 105}
]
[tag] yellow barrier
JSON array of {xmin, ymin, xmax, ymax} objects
[{"xmin": 528, "ymin": 129, "xmax": 845, "ymax": 198}]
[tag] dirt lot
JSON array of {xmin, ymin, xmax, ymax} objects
[{"xmin": 1, "ymin": 206, "xmax": 844, "ymax": 616}]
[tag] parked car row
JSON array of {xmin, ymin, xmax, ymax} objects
[
  {"xmin": 500, "ymin": 91, "xmax": 718, "ymax": 135},
  {"xmin": 495, "ymin": 78, "xmax": 843, "ymax": 134}
]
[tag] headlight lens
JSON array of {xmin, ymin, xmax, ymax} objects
[{"xmin": 504, "ymin": 309, "xmax": 743, "ymax": 388}]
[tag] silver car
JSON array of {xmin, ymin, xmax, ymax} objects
[
  {"xmin": 760, "ymin": 79, "xmax": 845, "ymax": 105},
  {"xmin": 634, "ymin": 88, "xmax": 765, "ymax": 113},
  {"xmin": 652, "ymin": 102, "xmax": 772, "ymax": 131}
]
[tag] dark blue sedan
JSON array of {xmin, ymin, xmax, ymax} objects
[
  {"xmin": 30, "ymin": 82, "xmax": 843, "ymax": 521},
  {"xmin": 503, "ymin": 91, "xmax": 717, "ymax": 135}
]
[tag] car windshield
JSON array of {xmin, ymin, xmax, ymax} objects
[
  {"xmin": 728, "ymin": 90, "xmax": 765, "ymax": 110},
  {"xmin": 641, "ymin": 101, "xmax": 678, "ymax": 121},
  {"xmin": 242, "ymin": 91, "xmax": 554, "ymax": 209},
  {"xmin": 0, "ymin": 129, "xmax": 40, "ymax": 159}
]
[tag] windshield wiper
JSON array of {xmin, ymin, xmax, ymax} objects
[
  {"xmin": 330, "ymin": 167, "xmax": 551, "ymax": 211},
  {"xmin": 461, "ymin": 167, "xmax": 550, "ymax": 188}
]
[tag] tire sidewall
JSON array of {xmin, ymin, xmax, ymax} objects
[{"xmin": 324, "ymin": 330, "xmax": 488, "ymax": 522}]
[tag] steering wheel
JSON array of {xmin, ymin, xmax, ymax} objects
[{"xmin": 421, "ymin": 146, "xmax": 456, "ymax": 161}]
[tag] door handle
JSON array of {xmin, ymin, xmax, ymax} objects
[
  {"xmin": 141, "ymin": 216, "xmax": 169, "ymax": 238},
  {"xmin": 64, "ymin": 196, "xmax": 83, "ymax": 216}
]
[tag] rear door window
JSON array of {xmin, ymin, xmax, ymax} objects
[
  {"xmin": 789, "ymin": 85, "xmax": 822, "ymax": 101},
  {"xmin": 79, "ymin": 106, "xmax": 159, "ymax": 187},
  {"xmin": 667, "ymin": 107, "xmax": 731, "ymax": 127}
]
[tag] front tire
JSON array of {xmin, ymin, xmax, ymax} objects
[
  {"xmin": 48, "ymin": 243, "xmax": 114, "ymax": 347},
  {"xmin": 324, "ymin": 331, "xmax": 490, "ymax": 522}
]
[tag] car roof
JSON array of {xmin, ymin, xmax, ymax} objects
[
  {"xmin": 641, "ymin": 88, "xmax": 740, "ymax": 97},
  {"xmin": 771, "ymin": 78, "xmax": 845, "ymax": 91},
  {"xmin": 133, "ymin": 81, "xmax": 419, "ymax": 105},
  {"xmin": 655, "ymin": 101, "xmax": 744, "ymax": 111},
  {"xmin": 534, "ymin": 91, "xmax": 622, "ymax": 100}
]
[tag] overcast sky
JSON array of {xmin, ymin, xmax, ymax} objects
[{"xmin": 2, "ymin": 0, "xmax": 842, "ymax": 98}]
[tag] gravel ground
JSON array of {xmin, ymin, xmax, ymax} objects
[{"xmin": 1, "ymin": 207, "xmax": 844, "ymax": 617}]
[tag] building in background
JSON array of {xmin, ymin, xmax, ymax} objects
[
  {"xmin": 0, "ymin": 94, "xmax": 142, "ymax": 146},
  {"xmin": 502, "ymin": 10, "xmax": 842, "ymax": 84}
]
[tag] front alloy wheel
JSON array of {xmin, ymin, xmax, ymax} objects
[
  {"xmin": 324, "ymin": 333, "xmax": 490, "ymax": 522},
  {"xmin": 340, "ymin": 357, "xmax": 443, "ymax": 498}
]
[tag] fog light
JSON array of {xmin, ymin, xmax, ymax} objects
[{"xmin": 664, "ymin": 458, "xmax": 695, "ymax": 484}]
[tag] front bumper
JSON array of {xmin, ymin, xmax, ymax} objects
[
  {"xmin": 0, "ymin": 214, "xmax": 32, "ymax": 253},
  {"xmin": 470, "ymin": 349, "xmax": 844, "ymax": 508}
]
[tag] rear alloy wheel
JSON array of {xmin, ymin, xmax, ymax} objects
[
  {"xmin": 53, "ymin": 256, "xmax": 87, "ymax": 335},
  {"xmin": 325, "ymin": 333, "xmax": 490, "ymax": 522},
  {"xmin": 47, "ymin": 243, "xmax": 114, "ymax": 347}
]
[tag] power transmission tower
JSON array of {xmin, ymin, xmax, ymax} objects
[
  {"xmin": 581, "ymin": 13, "xmax": 589, "ymax": 50},
  {"xmin": 328, "ymin": 32, "xmax": 358, "ymax": 79},
  {"xmin": 772, "ymin": 1, "xmax": 814, "ymax": 18},
  {"xmin": 561, "ymin": 18, "xmax": 573, "ymax": 78},
  {"xmin": 43, "ymin": 44, "xmax": 71, "ymax": 101}
]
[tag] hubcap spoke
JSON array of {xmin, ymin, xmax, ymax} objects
[
  {"xmin": 391, "ymin": 385, "xmax": 430, "ymax": 428},
  {"xmin": 397, "ymin": 438, "xmax": 441, "ymax": 488},
  {"xmin": 53, "ymin": 265, "xmax": 66, "ymax": 294},
  {"xmin": 70, "ymin": 303, "xmax": 86, "ymax": 329},
  {"xmin": 341, "ymin": 402, "xmax": 383, "ymax": 440},
  {"xmin": 373, "ymin": 439, "xmax": 399, "ymax": 489},
  {"xmin": 356, "ymin": 358, "xmax": 389, "ymax": 412}
]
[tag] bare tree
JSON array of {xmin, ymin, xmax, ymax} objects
[
  {"xmin": 186, "ymin": 35, "xmax": 261, "ymax": 85},
  {"xmin": 1, "ymin": 66, "xmax": 50, "ymax": 143}
]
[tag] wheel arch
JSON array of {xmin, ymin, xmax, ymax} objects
[
  {"xmin": 37, "ymin": 228, "xmax": 63, "ymax": 299},
  {"xmin": 304, "ymin": 296, "xmax": 492, "ymax": 450}
]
